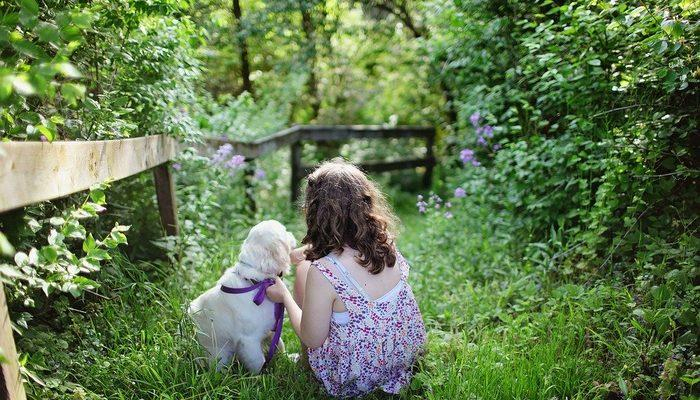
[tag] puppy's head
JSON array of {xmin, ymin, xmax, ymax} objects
[{"xmin": 239, "ymin": 220, "xmax": 296, "ymax": 279}]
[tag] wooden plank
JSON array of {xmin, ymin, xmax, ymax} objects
[
  {"xmin": 423, "ymin": 129, "xmax": 436, "ymax": 188},
  {"xmin": 290, "ymin": 142, "xmax": 303, "ymax": 204},
  {"xmin": 298, "ymin": 125, "xmax": 434, "ymax": 142},
  {"xmin": 204, "ymin": 125, "xmax": 434, "ymax": 159},
  {"xmin": 0, "ymin": 283, "xmax": 26, "ymax": 400},
  {"xmin": 301, "ymin": 157, "xmax": 435, "ymax": 176},
  {"xmin": 206, "ymin": 126, "xmax": 301, "ymax": 159},
  {"xmin": 152, "ymin": 164, "xmax": 178, "ymax": 236},
  {"xmin": 0, "ymin": 135, "xmax": 179, "ymax": 213}
]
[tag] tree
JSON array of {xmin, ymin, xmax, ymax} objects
[{"xmin": 232, "ymin": 0, "xmax": 254, "ymax": 96}]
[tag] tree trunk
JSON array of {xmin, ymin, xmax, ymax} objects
[
  {"xmin": 301, "ymin": 2, "xmax": 320, "ymax": 120},
  {"xmin": 232, "ymin": 0, "xmax": 253, "ymax": 96}
]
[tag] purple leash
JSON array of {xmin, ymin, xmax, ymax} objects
[{"xmin": 220, "ymin": 278, "xmax": 284, "ymax": 365}]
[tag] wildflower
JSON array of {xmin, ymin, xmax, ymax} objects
[
  {"xmin": 254, "ymin": 168, "xmax": 266, "ymax": 180},
  {"xmin": 471, "ymin": 159, "xmax": 481, "ymax": 167},
  {"xmin": 454, "ymin": 187, "xmax": 466, "ymax": 198},
  {"xmin": 469, "ymin": 112, "xmax": 480, "ymax": 127},
  {"xmin": 172, "ymin": 163, "xmax": 182, "ymax": 171},
  {"xmin": 460, "ymin": 148, "xmax": 475, "ymax": 164},
  {"xmin": 212, "ymin": 143, "xmax": 233, "ymax": 164},
  {"xmin": 226, "ymin": 154, "xmax": 246, "ymax": 170},
  {"xmin": 416, "ymin": 200, "xmax": 428, "ymax": 213},
  {"xmin": 482, "ymin": 125, "xmax": 494, "ymax": 138},
  {"xmin": 430, "ymin": 194, "xmax": 443, "ymax": 203},
  {"xmin": 493, "ymin": 143, "xmax": 501, "ymax": 151},
  {"xmin": 417, "ymin": 194, "xmax": 424, "ymax": 201},
  {"xmin": 444, "ymin": 211, "xmax": 453, "ymax": 219},
  {"xmin": 435, "ymin": 203, "xmax": 441, "ymax": 210},
  {"xmin": 477, "ymin": 135, "xmax": 487, "ymax": 146},
  {"xmin": 445, "ymin": 202, "xmax": 452, "ymax": 208},
  {"xmin": 40, "ymin": 135, "xmax": 48, "ymax": 142}
]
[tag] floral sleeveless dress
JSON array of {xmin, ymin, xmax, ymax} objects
[{"xmin": 307, "ymin": 251, "xmax": 426, "ymax": 398}]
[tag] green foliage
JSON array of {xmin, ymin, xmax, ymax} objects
[
  {"xmin": 0, "ymin": 183, "xmax": 129, "ymax": 308},
  {"xmin": 0, "ymin": 0, "xmax": 205, "ymax": 141},
  {"xmin": 426, "ymin": 0, "xmax": 699, "ymax": 397}
]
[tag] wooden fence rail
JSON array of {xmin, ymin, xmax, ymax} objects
[
  {"xmin": 0, "ymin": 135, "xmax": 180, "ymax": 400},
  {"xmin": 207, "ymin": 125, "xmax": 436, "ymax": 203}
]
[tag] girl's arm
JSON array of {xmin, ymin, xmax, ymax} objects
[{"xmin": 267, "ymin": 267, "xmax": 334, "ymax": 349}]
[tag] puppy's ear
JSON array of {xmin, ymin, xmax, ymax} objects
[{"xmin": 261, "ymin": 237, "xmax": 291, "ymax": 276}]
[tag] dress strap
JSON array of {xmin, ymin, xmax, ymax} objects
[
  {"xmin": 327, "ymin": 255, "xmax": 373, "ymax": 300},
  {"xmin": 396, "ymin": 250, "xmax": 410, "ymax": 280},
  {"xmin": 311, "ymin": 258, "xmax": 356, "ymax": 303}
]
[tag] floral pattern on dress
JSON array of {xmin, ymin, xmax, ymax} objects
[{"xmin": 307, "ymin": 250, "xmax": 426, "ymax": 398}]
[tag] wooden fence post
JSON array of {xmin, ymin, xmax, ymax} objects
[
  {"xmin": 0, "ymin": 283, "xmax": 26, "ymax": 400},
  {"xmin": 423, "ymin": 128, "xmax": 436, "ymax": 188},
  {"xmin": 243, "ymin": 162, "xmax": 257, "ymax": 213},
  {"xmin": 290, "ymin": 141, "xmax": 302, "ymax": 204},
  {"xmin": 153, "ymin": 163, "xmax": 178, "ymax": 236}
]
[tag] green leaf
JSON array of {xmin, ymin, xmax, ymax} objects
[
  {"xmin": 0, "ymin": 232, "xmax": 14, "ymax": 256},
  {"xmin": 48, "ymin": 217, "xmax": 65, "ymax": 226},
  {"xmin": 12, "ymin": 74, "xmax": 35, "ymax": 95},
  {"xmin": 89, "ymin": 189, "xmax": 106, "ymax": 205},
  {"xmin": 0, "ymin": 264, "xmax": 24, "ymax": 279},
  {"xmin": 56, "ymin": 62, "xmax": 82, "ymax": 78},
  {"xmin": 35, "ymin": 21, "xmax": 61, "ymax": 43},
  {"xmin": 60, "ymin": 83, "xmax": 85, "ymax": 105},
  {"xmin": 661, "ymin": 19, "xmax": 684, "ymax": 40},
  {"xmin": 0, "ymin": 76, "xmax": 12, "ymax": 100},
  {"xmin": 82, "ymin": 233, "xmax": 96, "ymax": 253},
  {"xmin": 36, "ymin": 125, "xmax": 55, "ymax": 141},
  {"xmin": 20, "ymin": 0, "xmax": 39, "ymax": 15},
  {"xmin": 40, "ymin": 246, "xmax": 58, "ymax": 263},
  {"xmin": 587, "ymin": 59, "xmax": 601, "ymax": 66}
]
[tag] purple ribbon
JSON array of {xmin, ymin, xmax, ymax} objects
[{"xmin": 220, "ymin": 278, "xmax": 284, "ymax": 365}]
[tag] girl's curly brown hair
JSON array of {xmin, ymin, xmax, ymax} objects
[{"xmin": 302, "ymin": 158, "xmax": 398, "ymax": 274}]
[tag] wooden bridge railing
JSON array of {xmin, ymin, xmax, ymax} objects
[
  {"xmin": 0, "ymin": 135, "xmax": 180, "ymax": 400},
  {"xmin": 207, "ymin": 125, "xmax": 436, "ymax": 203}
]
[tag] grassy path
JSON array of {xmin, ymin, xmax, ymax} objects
[{"xmin": 29, "ymin": 199, "xmax": 617, "ymax": 399}]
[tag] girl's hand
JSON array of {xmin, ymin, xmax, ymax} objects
[
  {"xmin": 266, "ymin": 276, "xmax": 289, "ymax": 303},
  {"xmin": 290, "ymin": 245, "xmax": 308, "ymax": 265}
]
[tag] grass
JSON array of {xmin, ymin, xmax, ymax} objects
[{"xmin": 24, "ymin": 193, "xmax": 626, "ymax": 399}]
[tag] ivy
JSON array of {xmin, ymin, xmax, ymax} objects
[{"xmin": 0, "ymin": 183, "xmax": 129, "ymax": 304}]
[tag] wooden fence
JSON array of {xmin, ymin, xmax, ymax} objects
[
  {"xmin": 0, "ymin": 135, "xmax": 179, "ymax": 400},
  {"xmin": 207, "ymin": 125, "xmax": 436, "ymax": 203}
]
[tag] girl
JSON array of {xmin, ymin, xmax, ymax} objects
[{"xmin": 266, "ymin": 159, "xmax": 426, "ymax": 398}]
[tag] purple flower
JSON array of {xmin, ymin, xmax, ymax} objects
[
  {"xmin": 493, "ymin": 143, "xmax": 501, "ymax": 151},
  {"xmin": 172, "ymin": 163, "xmax": 182, "ymax": 171},
  {"xmin": 226, "ymin": 154, "xmax": 246, "ymax": 170},
  {"xmin": 211, "ymin": 143, "xmax": 234, "ymax": 164},
  {"xmin": 435, "ymin": 203, "xmax": 441, "ymax": 210},
  {"xmin": 471, "ymin": 159, "xmax": 481, "ymax": 167},
  {"xmin": 40, "ymin": 135, "xmax": 48, "ymax": 142},
  {"xmin": 477, "ymin": 136, "xmax": 487, "ymax": 146},
  {"xmin": 482, "ymin": 125, "xmax": 494, "ymax": 138},
  {"xmin": 444, "ymin": 211, "xmax": 453, "ymax": 219},
  {"xmin": 454, "ymin": 187, "xmax": 466, "ymax": 198},
  {"xmin": 460, "ymin": 148, "xmax": 475, "ymax": 164},
  {"xmin": 416, "ymin": 200, "xmax": 427, "ymax": 213},
  {"xmin": 470, "ymin": 112, "xmax": 480, "ymax": 127},
  {"xmin": 254, "ymin": 168, "xmax": 266, "ymax": 180},
  {"xmin": 445, "ymin": 202, "xmax": 452, "ymax": 208}
]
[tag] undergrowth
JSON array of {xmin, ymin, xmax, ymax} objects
[{"xmin": 21, "ymin": 189, "xmax": 680, "ymax": 399}]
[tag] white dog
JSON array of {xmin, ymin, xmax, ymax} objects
[{"xmin": 188, "ymin": 220, "xmax": 295, "ymax": 373}]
